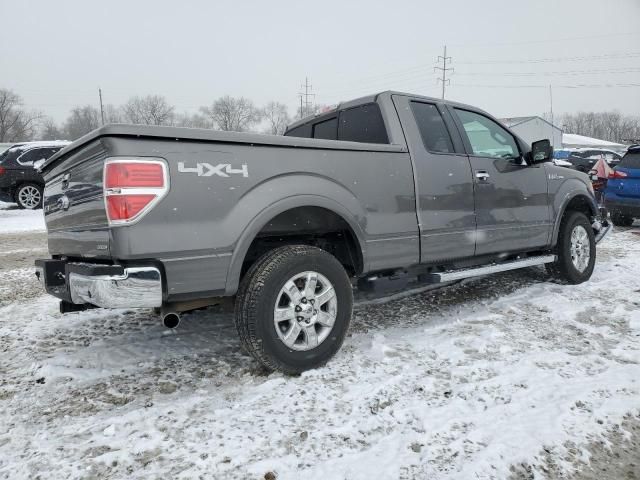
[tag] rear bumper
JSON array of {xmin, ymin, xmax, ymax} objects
[{"xmin": 35, "ymin": 259, "xmax": 162, "ymax": 309}]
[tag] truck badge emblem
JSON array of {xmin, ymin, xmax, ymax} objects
[{"xmin": 178, "ymin": 162, "xmax": 249, "ymax": 178}]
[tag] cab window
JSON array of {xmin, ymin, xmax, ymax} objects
[
  {"xmin": 313, "ymin": 117, "xmax": 337, "ymax": 140},
  {"xmin": 410, "ymin": 102, "xmax": 454, "ymax": 153},
  {"xmin": 455, "ymin": 109, "xmax": 519, "ymax": 159},
  {"xmin": 338, "ymin": 103, "xmax": 389, "ymax": 144}
]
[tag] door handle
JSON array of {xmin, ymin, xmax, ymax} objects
[{"xmin": 475, "ymin": 171, "xmax": 490, "ymax": 181}]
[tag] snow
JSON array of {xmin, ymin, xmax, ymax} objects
[
  {"xmin": 4, "ymin": 140, "xmax": 70, "ymax": 152},
  {"xmin": 0, "ymin": 223, "xmax": 639, "ymax": 478},
  {"xmin": 562, "ymin": 133, "xmax": 627, "ymax": 151},
  {"xmin": 0, "ymin": 203, "xmax": 45, "ymax": 232}
]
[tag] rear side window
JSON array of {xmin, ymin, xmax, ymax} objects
[
  {"xmin": 17, "ymin": 148, "xmax": 49, "ymax": 166},
  {"xmin": 313, "ymin": 117, "xmax": 338, "ymax": 140},
  {"xmin": 620, "ymin": 151, "xmax": 640, "ymax": 169},
  {"xmin": 410, "ymin": 102, "xmax": 454, "ymax": 153},
  {"xmin": 284, "ymin": 123, "xmax": 312, "ymax": 139},
  {"xmin": 338, "ymin": 103, "xmax": 389, "ymax": 144}
]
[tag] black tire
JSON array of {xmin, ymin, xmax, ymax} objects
[
  {"xmin": 610, "ymin": 211, "xmax": 634, "ymax": 227},
  {"xmin": 547, "ymin": 211, "xmax": 596, "ymax": 284},
  {"xmin": 234, "ymin": 245, "xmax": 353, "ymax": 374},
  {"xmin": 14, "ymin": 183, "xmax": 43, "ymax": 210}
]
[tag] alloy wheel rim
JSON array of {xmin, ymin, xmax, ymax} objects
[
  {"xmin": 570, "ymin": 225, "xmax": 590, "ymax": 273},
  {"xmin": 18, "ymin": 186, "xmax": 41, "ymax": 209},
  {"xmin": 273, "ymin": 271, "xmax": 337, "ymax": 351}
]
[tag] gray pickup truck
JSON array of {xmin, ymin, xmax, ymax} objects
[{"xmin": 35, "ymin": 91, "xmax": 610, "ymax": 373}]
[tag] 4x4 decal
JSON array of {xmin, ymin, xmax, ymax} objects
[{"xmin": 178, "ymin": 162, "xmax": 249, "ymax": 178}]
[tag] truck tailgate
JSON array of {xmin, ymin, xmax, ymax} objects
[{"xmin": 42, "ymin": 139, "xmax": 110, "ymax": 257}]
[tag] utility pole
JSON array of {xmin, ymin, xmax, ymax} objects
[
  {"xmin": 549, "ymin": 84, "xmax": 554, "ymax": 147},
  {"xmin": 298, "ymin": 77, "xmax": 315, "ymax": 118},
  {"xmin": 434, "ymin": 46, "xmax": 453, "ymax": 100},
  {"xmin": 98, "ymin": 88, "xmax": 105, "ymax": 125}
]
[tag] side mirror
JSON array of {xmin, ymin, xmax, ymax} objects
[{"xmin": 530, "ymin": 139, "xmax": 552, "ymax": 164}]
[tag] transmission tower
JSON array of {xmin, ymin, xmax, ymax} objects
[
  {"xmin": 298, "ymin": 77, "xmax": 315, "ymax": 118},
  {"xmin": 434, "ymin": 46, "xmax": 454, "ymax": 99}
]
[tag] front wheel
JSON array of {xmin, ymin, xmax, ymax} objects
[
  {"xmin": 15, "ymin": 183, "xmax": 43, "ymax": 209},
  {"xmin": 547, "ymin": 211, "xmax": 596, "ymax": 284},
  {"xmin": 235, "ymin": 245, "xmax": 353, "ymax": 374}
]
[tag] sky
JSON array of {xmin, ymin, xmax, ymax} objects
[{"xmin": 1, "ymin": 0, "xmax": 639, "ymax": 125}]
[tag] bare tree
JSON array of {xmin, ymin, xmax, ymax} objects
[
  {"xmin": 123, "ymin": 95, "xmax": 175, "ymax": 126},
  {"xmin": 64, "ymin": 105, "xmax": 100, "ymax": 140},
  {"xmin": 561, "ymin": 111, "xmax": 640, "ymax": 143},
  {"xmin": 0, "ymin": 88, "xmax": 41, "ymax": 142},
  {"xmin": 174, "ymin": 112, "xmax": 212, "ymax": 129},
  {"xmin": 200, "ymin": 96, "xmax": 261, "ymax": 132},
  {"xmin": 103, "ymin": 104, "xmax": 124, "ymax": 124},
  {"xmin": 40, "ymin": 117, "xmax": 65, "ymax": 141},
  {"xmin": 262, "ymin": 101, "xmax": 290, "ymax": 135}
]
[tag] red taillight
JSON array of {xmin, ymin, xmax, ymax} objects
[
  {"xmin": 106, "ymin": 194, "xmax": 157, "ymax": 221},
  {"xmin": 105, "ymin": 162, "xmax": 164, "ymax": 188},
  {"xmin": 609, "ymin": 170, "xmax": 628, "ymax": 179},
  {"xmin": 0, "ymin": 166, "xmax": 5, "ymax": 176},
  {"xmin": 103, "ymin": 159, "xmax": 168, "ymax": 224}
]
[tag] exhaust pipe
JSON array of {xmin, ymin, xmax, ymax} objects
[{"xmin": 162, "ymin": 311, "xmax": 180, "ymax": 329}]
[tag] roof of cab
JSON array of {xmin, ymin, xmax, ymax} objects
[{"xmin": 285, "ymin": 90, "xmax": 476, "ymax": 131}]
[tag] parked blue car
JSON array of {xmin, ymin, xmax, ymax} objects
[{"xmin": 605, "ymin": 145, "xmax": 640, "ymax": 226}]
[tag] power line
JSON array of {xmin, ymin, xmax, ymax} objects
[
  {"xmin": 456, "ymin": 52, "xmax": 640, "ymax": 65},
  {"xmin": 451, "ymin": 83, "xmax": 640, "ymax": 89},
  {"xmin": 455, "ymin": 67, "xmax": 640, "ymax": 77},
  {"xmin": 448, "ymin": 31, "xmax": 640, "ymax": 48},
  {"xmin": 434, "ymin": 46, "xmax": 453, "ymax": 99}
]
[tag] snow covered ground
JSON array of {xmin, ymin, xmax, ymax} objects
[
  {"xmin": 0, "ymin": 201, "xmax": 45, "ymax": 233},
  {"xmin": 0, "ymin": 218, "xmax": 638, "ymax": 479}
]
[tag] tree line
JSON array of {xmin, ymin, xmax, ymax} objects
[
  {"xmin": 2, "ymin": 86, "xmax": 639, "ymax": 144},
  {"xmin": 0, "ymin": 88, "xmax": 304, "ymax": 143},
  {"xmin": 559, "ymin": 111, "xmax": 640, "ymax": 144}
]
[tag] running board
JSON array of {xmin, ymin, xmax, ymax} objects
[{"xmin": 425, "ymin": 255, "xmax": 557, "ymax": 283}]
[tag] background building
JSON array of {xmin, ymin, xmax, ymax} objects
[{"xmin": 500, "ymin": 116, "xmax": 563, "ymax": 149}]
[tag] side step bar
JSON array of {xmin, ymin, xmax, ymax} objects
[{"xmin": 425, "ymin": 255, "xmax": 557, "ymax": 283}]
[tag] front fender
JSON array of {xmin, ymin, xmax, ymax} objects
[
  {"xmin": 550, "ymin": 176, "xmax": 598, "ymax": 245},
  {"xmin": 223, "ymin": 174, "xmax": 368, "ymax": 295}
]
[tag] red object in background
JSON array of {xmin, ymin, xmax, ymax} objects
[{"xmin": 0, "ymin": 166, "xmax": 5, "ymax": 176}]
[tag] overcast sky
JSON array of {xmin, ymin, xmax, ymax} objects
[{"xmin": 1, "ymin": 0, "xmax": 639, "ymax": 124}]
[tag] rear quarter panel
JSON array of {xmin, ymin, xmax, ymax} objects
[{"xmin": 105, "ymin": 137, "xmax": 418, "ymax": 298}]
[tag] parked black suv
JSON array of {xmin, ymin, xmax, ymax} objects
[
  {"xmin": 0, "ymin": 141, "xmax": 69, "ymax": 209},
  {"xmin": 566, "ymin": 149, "xmax": 623, "ymax": 173}
]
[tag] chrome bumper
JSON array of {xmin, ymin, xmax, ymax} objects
[{"xmin": 69, "ymin": 267, "xmax": 162, "ymax": 308}]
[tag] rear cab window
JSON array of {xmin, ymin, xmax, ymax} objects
[
  {"xmin": 313, "ymin": 117, "xmax": 337, "ymax": 140},
  {"xmin": 284, "ymin": 102, "xmax": 389, "ymax": 145},
  {"xmin": 338, "ymin": 103, "xmax": 388, "ymax": 144}
]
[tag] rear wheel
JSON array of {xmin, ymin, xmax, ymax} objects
[
  {"xmin": 15, "ymin": 183, "xmax": 43, "ymax": 209},
  {"xmin": 235, "ymin": 245, "xmax": 353, "ymax": 374},
  {"xmin": 547, "ymin": 211, "xmax": 596, "ymax": 284},
  {"xmin": 611, "ymin": 211, "xmax": 634, "ymax": 227}
]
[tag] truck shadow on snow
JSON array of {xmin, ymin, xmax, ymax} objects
[{"xmin": 36, "ymin": 266, "xmax": 552, "ymax": 417}]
